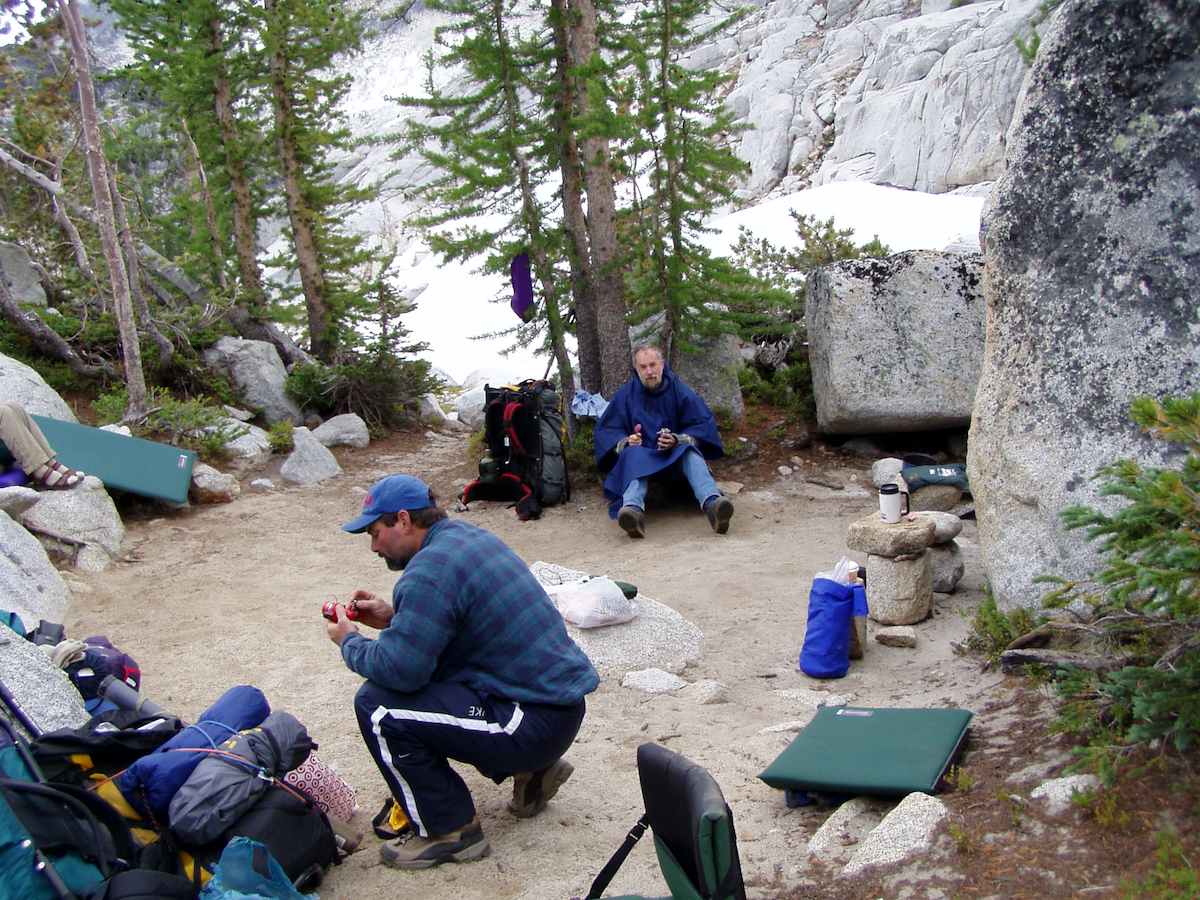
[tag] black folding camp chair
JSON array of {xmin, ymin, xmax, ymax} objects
[{"xmin": 586, "ymin": 743, "xmax": 746, "ymax": 900}]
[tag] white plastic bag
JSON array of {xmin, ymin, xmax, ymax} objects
[
  {"xmin": 550, "ymin": 576, "xmax": 637, "ymax": 629},
  {"xmin": 815, "ymin": 555, "xmax": 860, "ymax": 585}
]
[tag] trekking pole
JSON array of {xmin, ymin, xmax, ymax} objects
[{"xmin": 0, "ymin": 675, "xmax": 42, "ymax": 738}]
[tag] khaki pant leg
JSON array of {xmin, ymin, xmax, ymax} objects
[{"xmin": 0, "ymin": 401, "xmax": 54, "ymax": 473}]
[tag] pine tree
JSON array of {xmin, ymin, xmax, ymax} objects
[
  {"xmin": 62, "ymin": 0, "xmax": 148, "ymax": 416},
  {"xmin": 400, "ymin": 0, "xmax": 578, "ymax": 400},
  {"xmin": 619, "ymin": 0, "xmax": 753, "ymax": 367},
  {"xmin": 1045, "ymin": 394, "xmax": 1200, "ymax": 756},
  {"xmin": 261, "ymin": 0, "xmax": 378, "ymax": 363},
  {"xmin": 552, "ymin": 0, "xmax": 631, "ymax": 400},
  {"xmin": 103, "ymin": 0, "xmax": 313, "ymax": 366}
]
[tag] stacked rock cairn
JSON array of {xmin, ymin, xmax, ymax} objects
[{"xmin": 844, "ymin": 461, "xmax": 968, "ymax": 641}]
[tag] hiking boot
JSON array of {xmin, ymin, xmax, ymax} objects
[
  {"xmin": 379, "ymin": 817, "xmax": 490, "ymax": 870},
  {"xmin": 617, "ymin": 506, "xmax": 645, "ymax": 539},
  {"xmin": 705, "ymin": 496, "xmax": 734, "ymax": 534},
  {"xmin": 507, "ymin": 758, "xmax": 575, "ymax": 818}
]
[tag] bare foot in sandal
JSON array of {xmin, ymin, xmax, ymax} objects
[{"xmin": 31, "ymin": 460, "xmax": 85, "ymax": 489}]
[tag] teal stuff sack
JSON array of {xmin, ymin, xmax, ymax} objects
[
  {"xmin": 799, "ymin": 578, "xmax": 856, "ymax": 679},
  {"xmin": 199, "ymin": 837, "xmax": 313, "ymax": 900}
]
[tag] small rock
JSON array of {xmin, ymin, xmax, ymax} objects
[
  {"xmin": 190, "ymin": 463, "xmax": 241, "ymax": 504},
  {"xmin": 689, "ymin": 680, "xmax": 729, "ymax": 705},
  {"xmin": 621, "ymin": 668, "xmax": 687, "ymax": 694},
  {"xmin": 870, "ymin": 458, "xmax": 904, "ymax": 487},
  {"xmin": 846, "ymin": 514, "xmax": 937, "ymax": 557},
  {"xmin": 908, "ymin": 483, "xmax": 963, "ymax": 511},
  {"xmin": 875, "ymin": 626, "xmax": 918, "ymax": 648},
  {"xmin": 1030, "ymin": 774, "xmax": 1100, "ymax": 815},
  {"xmin": 778, "ymin": 466, "xmax": 793, "ymax": 476},
  {"xmin": 916, "ymin": 511, "xmax": 964, "ymax": 543}
]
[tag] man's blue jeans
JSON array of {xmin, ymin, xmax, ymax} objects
[{"xmin": 621, "ymin": 446, "xmax": 721, "ymax": 510}]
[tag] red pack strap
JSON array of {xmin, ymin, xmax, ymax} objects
[{"xmin": 503, "ymin": 400, "xmax": 528, "ymax": 455}]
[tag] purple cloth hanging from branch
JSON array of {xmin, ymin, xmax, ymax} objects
[{"xmin": 510, "ymin": 253, "xmax": 535, "ymax": 321}]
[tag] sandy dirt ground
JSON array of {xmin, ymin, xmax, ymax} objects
[{"xmin": 63, "ymin": 427, "xmax": 1008, "ymax": 900}]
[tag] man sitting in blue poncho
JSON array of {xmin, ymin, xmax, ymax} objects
[{"xmin": 593, "ymin": 345, "xmax": 734, "ymax": 538}]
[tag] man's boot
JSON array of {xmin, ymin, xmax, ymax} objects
[
  {"xmin": 379, "ymin": 816, "xmax": 490, "ymax": 870},
  {"xmin": 705, "ymin": 496, "xmax": 734, "ymax": 534},
  {"xmin": 508, "ymin": 758, "xmax": 575, "ymax": 818},
  {"xmin": 617, "ymin": 505, "xmax": 645, "ymax": 538}
]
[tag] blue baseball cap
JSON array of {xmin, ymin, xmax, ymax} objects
[{"xmin": 341, "ymin": 475, "xmax": 434, "ymax": 533}]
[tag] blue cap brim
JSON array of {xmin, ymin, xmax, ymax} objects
[{"xmin": 341, "ymin": 512, "xmax": 379, "ymax": 534}]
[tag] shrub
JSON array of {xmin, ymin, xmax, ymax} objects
[
  {"xmin": 963, "ymin": 589, "xmax": 1039, "ymax": 662},
  {"xmin": 267, "ymin": 421, "xmax": 295, "ymax": 454},
  {"xmin": 1120, "ymin": 830, "xmax": 1200, "ymax": 900},
  {"xmin": 728, "ymin": 213, "xmax": 888, "ymax": 424},
  {"xmin": 564, "ymin": 419, "xmax": 597, "ymax": 480},
  {"xmin": 1040, "ymin": 394, "xmax": 1200, "ymax": 757},
  {"xmin": 287, "ymin": 351, "xmax": 434, "ymax": 435},
  {"xmin": 92, "ymin": 386, "xmax": 247, "ymax": 461}
]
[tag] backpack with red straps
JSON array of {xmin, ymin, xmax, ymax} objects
[{"xmin": 461, "ymin": 380, "xmax": 570, "ymax": 520}]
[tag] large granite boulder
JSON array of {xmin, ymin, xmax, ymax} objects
[
  {"xmin": 453, "ymin": 385, "xmax": 488, "ymax": 432},
  {"xmin": 311, "ymin": 413, "xmax": 370, "ymax": 449},
  {"xmin": 807, "ymin": 251, "xmax": 985, "ymax": 434},
  {"xmin": 0, "ymin": 630, "xmax": 89, "ymax": 739},
  {"xmin": 0, "ymin": 242, "xmax": 46, "ymax": 306},
  {"xmin": 203, "ymin": 337, "xmax": 303, "ymax": 426},
  {"xmin": 18, "ymin": 477, "xmax": 126, "ymax": 573},
  {"xmin": 0, "ymin": 353, "xmax": 77, "ymax": 421},
  {"xmin": 0, "ymin": 511, "xmax": 72, "ymax": 628},
  {"xmin": 969, "ymin": 0, "xmax": 1200, "ymax": 611},
  {"xmin": 630, "ymin": 317, "xmax": 745, "ymax": 421},
  {"xmin": 280, "ymin": 427, "xmax": 343, "ymax": 485}
]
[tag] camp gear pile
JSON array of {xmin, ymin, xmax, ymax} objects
[{"xmin": 461, "ymin": 380, "xmax": 569, "ymax": 520}]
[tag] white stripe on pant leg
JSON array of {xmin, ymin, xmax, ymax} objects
[
  {"xmin": 368, "ymin": 702, "xmax": 525, "ymax": 836},
  {"xmin": 370, "ymin": 705, "xmax": 427, "ymax": 836}
]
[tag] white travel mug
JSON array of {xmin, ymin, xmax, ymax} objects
[{"xmin": 878, "ymin": 483, "xmax": 909, "ymax": 524}]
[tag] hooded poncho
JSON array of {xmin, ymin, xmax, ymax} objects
[{"xmin": 593, "ymin": 364, "xmax": 723, "ymax": 517}]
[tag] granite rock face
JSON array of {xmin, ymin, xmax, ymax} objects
[
  {"xmin": 807, "ymin": 251, "xmax": 985, "ymax": 434},
  {"xmin": 970, "ymin": 0, "xmax": 1200, "ymax": 610}
]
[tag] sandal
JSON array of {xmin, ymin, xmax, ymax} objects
[{"xmin": 33, "ymin": 460, "xmax": 85, "ymax": 490}]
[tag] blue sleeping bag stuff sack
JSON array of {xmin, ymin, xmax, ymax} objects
[
  {"xmin": 799, "ymin": 579, "xmax": 865, "ymax": 679},
  {"xmin": 119, "ymin": 684, "xmax": 270, "ymax": 821}
]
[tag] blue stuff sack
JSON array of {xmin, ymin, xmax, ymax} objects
[
  {"xmin": 852, "ymin": 583, "xmax": 868, "ymax": 618},
  {"xmin": 199, "ymin": 837, "xmax": 315, "ymax": 900},
  {"xmin": 799, "ymin": 577, "xmax": 856, "ymax": 679}
]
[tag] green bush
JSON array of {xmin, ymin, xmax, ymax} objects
[
  {"xmin": 564, "ymin": 419, "xmax": 598, "ymax": 480},
  {"xmin": 1120, "ymin": 831, "xmax": 1199, "ymax": 900},
  {"xmin": 1040, "ymin": 394, "xmax": 1200, "ymax": 757},
  {"xmin": 287, "ymin": 351, "xmax": 435, "ymax": 435},
  {"xmin": 964, "ymin": 590, "xmax": 1039, "ymax": 662},
  {"xmin": 267, "ymin": 421, "xmax": 295, "ymax": 454},
  {"xmin": 738, "ymin": 353, "xmax": 816, "ymax": 419},
  {"xmin": 92, "ymin": 386, "xmax": 247, "ymax": 461}
]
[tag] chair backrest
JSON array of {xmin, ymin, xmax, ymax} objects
[{"xmin": 636, "ymin": 743, "xmax": 746, "ymax": 900}]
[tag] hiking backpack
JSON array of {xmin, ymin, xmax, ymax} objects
[
  {"xmin": 461, "ymin": 380, "xmax": 570, "ymax": 520},
  {"xmin": 1, "ymin": 716, "xmax": 197, "ymax": 900}
]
